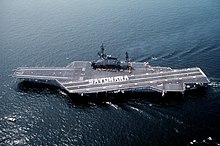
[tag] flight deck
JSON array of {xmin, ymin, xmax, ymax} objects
[{"xmin": 13, "ymin": 61, "xmax": 210, "ymax": 95}]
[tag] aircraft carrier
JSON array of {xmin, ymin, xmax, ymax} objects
[{"xmin": 13, "ymin": 45, "xmax": 210, "ymax": 96}]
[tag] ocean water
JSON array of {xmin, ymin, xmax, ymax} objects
[{"xmin": 0, "ymin": 0, "xmax": 220, "ymax": 145}]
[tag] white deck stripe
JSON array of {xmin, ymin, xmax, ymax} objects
[
  {"xmin": 61, "ymin": 70, "xmax": 201, "ymax": 85},
  {"xmin": 198, "ymin": 68, "xmax": 210, "ymax": 82},
  {"xmin": 64, "ymin": 71, "xmax": 202, "ymax": 88},
  {"xmin": 17, "ymin": 68, "xmax": 77, "ymax": 71},
  {"xmin": 15, "ymin": 74, "xmax": 71, "ymax": 79},
  {"xmin": 133, "ymin": 67, "xmax": 199, "ymax": 78},
  {"xmin": 68, "ymin": 75, "xmax": 205, "ymax": 93},
  {"xmin": 66, "ymin": 75, "xmax": 205, "ymax": 93}
]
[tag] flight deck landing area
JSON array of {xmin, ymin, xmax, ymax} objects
[{"xmin": 13, "ymin": 61, "xmax": 210, "ymax": 95}]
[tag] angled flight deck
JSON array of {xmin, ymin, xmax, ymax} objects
[{"xmin": 13, "ymin": 61, "xmax": 210, "ymax": 95}]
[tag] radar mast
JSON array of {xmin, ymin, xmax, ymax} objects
[{"xmin": 98, "ymin": 43, "xmax": 106, "ymax": 59}]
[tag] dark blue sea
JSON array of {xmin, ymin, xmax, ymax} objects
[{"xmin": 1, "ymin": 0, "xmax": 220, "ymax": 145}]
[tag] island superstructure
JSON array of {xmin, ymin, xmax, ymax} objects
[{"xmin": 13, "ymin": 45, "xmax": 210, "ymax": 96}]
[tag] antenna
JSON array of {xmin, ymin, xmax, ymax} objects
[
  {"xmin": 125, "ymin": 51, "xmax": 129, "ymax": 61},
  {"xmin": 100, "ymin": 43, "xmax": 104, "ymax": 51},
  {"xmin": 98, "ymin": 43, "xmax": 106, "ymax": 59}
]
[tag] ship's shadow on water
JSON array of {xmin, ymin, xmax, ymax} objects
[
  {"xmin": 16, "ymin": 80, "xmax": 209, "ymax": 106},
  {"xmin": 17, "ymin": 81, "xmax": 61, "ymax": 95}
]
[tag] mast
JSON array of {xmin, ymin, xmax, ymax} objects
[{"xmin": 98, "ymin": 43, "xmax": 106, "ymax": 59}]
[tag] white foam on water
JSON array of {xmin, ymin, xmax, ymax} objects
[
  {"xmin": 105, "ymin": 102, "xmax": 118, "ymax": 109},
  {"xmin": 189, "ymin": 136, "xmax": 218, "ymax": 145},
  {"xmin": 209, "ymin": 82, "xmax": 220, "ymax": 88},
  {"xmin": 130, "ymin": 106, "xmax": 143, "ymax": 113},
  {"xmin": 59, "ymin": 90, "xmax": 68, "ymax": 96},
  {"xmin": 4, "ymin": 116, "xmax": 16, "ymax": 122},
  {"xmin": 207, "ymin": 137, "xmax": 212, "ymax": 141},
  {"xmin": 151, "ymin": 57, "xmax": 158, "ymax": 60}
]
